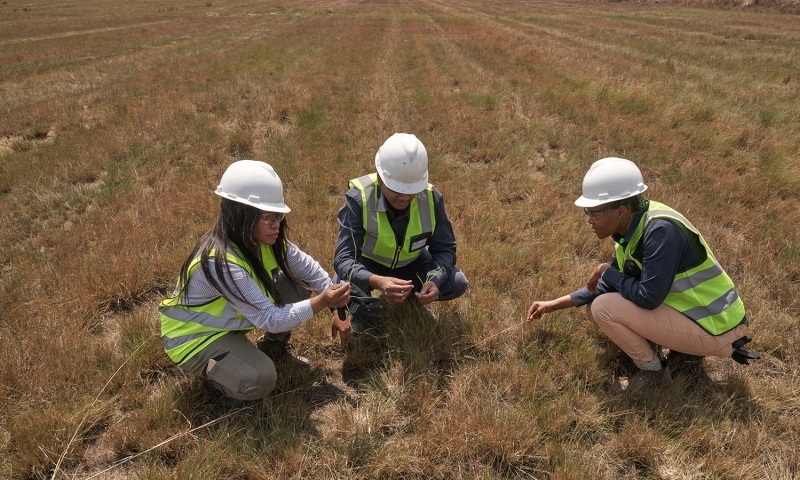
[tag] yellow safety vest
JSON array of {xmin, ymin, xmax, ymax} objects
[
  {"xmin": 349, "ymin": 173, "xmax": 436, "ymax": 268},
  {"xmin": 615, "ymin": 201, "xmax": 746, "ymax": 335},
  {"xmin": 159, "ymin": 244, "xmax": 279, "ymax": 365}
]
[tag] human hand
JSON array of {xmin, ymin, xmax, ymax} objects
[
  {"xmin": 587, "ymin": 263, "xmax": 611, "ymax": 293},
  {"xmin": 323, "ymin": 281, "xmax": 351, "ymax": 309},
  {"xmin": 415, "ymin": 282, "xmax": 439, "ymax": 306},
  {"xmin": 527, "ymin": 301, "xmax": 551, "ymax": 321},
  {"xmin": 377, "ymin": 276, "xmax": 414, "ymax": 304},
  {"xmin": 331, "ymin": 310, "xmax": 352, "ymax": 348}
]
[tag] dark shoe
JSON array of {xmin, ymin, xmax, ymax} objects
[
  {"xmin": 256, "ymin": 336, "xmax": 309, "ymax": 368},
  {"xmin": 216, "ymin": 396, "xmax": 248, "ymax": 410},
  {"xmin": 613, "ymin": 363, "xmax": 673, "ymax": 392}
]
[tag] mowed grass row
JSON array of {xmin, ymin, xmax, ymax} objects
[{"xmin": 1, "ymin": 0, "xmax": 798, "ymax": 478}]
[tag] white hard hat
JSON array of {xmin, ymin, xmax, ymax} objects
[
  {"xmin": 375, "ymin": 133, "xmax": 429, "ymax": 194},
  {"xmin": 574, "ymin": 157, "xmax": 648, "ymax": 208},
  {"xmin": 215, "ymin": 160, "xmax": 291, "ymax": 213}
]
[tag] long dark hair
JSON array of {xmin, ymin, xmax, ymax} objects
[{"xmin": 175, "ymin": 198, "xmax": 303, "ymax": 307}]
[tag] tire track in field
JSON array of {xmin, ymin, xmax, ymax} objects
[
  {"xmin": 366, "ymin": 0, "xmax": 423, "ymax": 129},
  {"xmin": 423, "ymin": 0, "xmax": 797, "ymax": 118},
  {"xmin": 0, "ymin": 20, "xmax": 174, "ymax": 46},
  {"xmin": 0, "ymin": 14, "xmax": 316, "ymax": 112},
  {"xmin": 412, "ymin": 0, "xmax": 577, "ymax": 148},
  {"xmin": 414, "ymin": 0, "xmax": 791, "ymax": 163}
]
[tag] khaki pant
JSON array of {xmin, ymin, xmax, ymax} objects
[
  {"xmin": 181, "ymin": 331, "xmax": 277, "ymax": 401},
  {"xmin": 179, "ymin": 273, "xmax": 310, "ymax": 401},
  {"xmin": 586, "ymin": 293, "xmax": 746, "ymax": 365}
]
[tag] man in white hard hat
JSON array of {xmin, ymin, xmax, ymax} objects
[
  {"xmin": 526, "ymin": 157, "xmax": 757, "ymax": 392},
  {"xmin": 333, "ymin": 133, "xmax": 468, "ymax": 328}
]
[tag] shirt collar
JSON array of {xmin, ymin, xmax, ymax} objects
[{"xmin": 613, "ymin": 200, "xmax": 649, "ymax": 246}]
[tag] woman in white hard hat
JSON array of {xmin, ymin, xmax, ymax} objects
[
  {"xmin": 160, "ymin": 160, "xmax": 352, "ymax": 409},
  {"xmin": 527, "ymin": 158, "xmax": 756, "ymax": 392}
]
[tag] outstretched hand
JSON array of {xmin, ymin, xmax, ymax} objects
[
  {"xmin": 527, "ymin": 301, "xmax": 551, "ymax": 321},
  {"xmin": 527, "ymin": 295, "xmax": 575, "ymax": 321}
]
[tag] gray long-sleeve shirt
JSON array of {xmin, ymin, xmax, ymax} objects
[
  {"xmin": 333, "ymin": 182, "xmax": 457, "ymax": 289},
  {"xmin": 570, "ymin": 203, "xmax": 705, "ymax": 309},
  {"xmin": 181, "ymin": 241, "xmax": 332, "ymax": 333}
]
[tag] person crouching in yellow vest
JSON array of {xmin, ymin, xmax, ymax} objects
[
  {"xmin": 526, "ymin": 157, "xmax": 757, "ymax": 393},
  {"xmin": 160, "ymin": 160, "xmax": 351, "ymax": 409},
  {"xmin": 333, "ymin": 133, "xmax": 468, "ymax": 331}
]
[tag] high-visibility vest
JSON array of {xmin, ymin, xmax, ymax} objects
[
  {"xmin": 159, "ymin": 244, "xmax": 279, "ymax": 365},
  {"xmin": 615, "ymin": 201, "xmax": 746, "ymax": 335},
  {"xmin": 349, "ymin": 173, "xmax": 436, "ymax": 268}
]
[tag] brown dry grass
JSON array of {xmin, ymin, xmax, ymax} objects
[{"xmin": 1, "ymin": 0, "xmax": 799, "ymax": 478}]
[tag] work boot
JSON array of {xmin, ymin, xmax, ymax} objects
[
  {"xmin": 256, "ymin": 335, "xmax": 309, "ymax": 369},
  {"xmin": 613, "ymin": 362, "xmax": 673, "ymax": 393}
]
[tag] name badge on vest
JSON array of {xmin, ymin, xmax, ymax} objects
[{"xmin": 408, "ymin": 232, "xmax": 431, "ymax": 253}]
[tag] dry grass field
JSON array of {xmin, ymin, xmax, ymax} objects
[{"xmin": 1, "ymin": 0, "xmax": 799, "ymax": 478}]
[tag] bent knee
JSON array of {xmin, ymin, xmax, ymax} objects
[
  {"xmin": 243, "ymin": 357, "xmax": 277, "ymax": 399},
  {"xmin": 439, "ymin": 270, "xmax": 468, "ymax": 301},
  {"xmin": 589, "ymin": 293, "xmax": 625, "ymax": 324},
  {"xmin": 453, "ymin": 271, "xmax": 469, "ymax": 296},
  {"xmin": 245, "ymin": 371, "xmax": 276, "ymax": 400},
  {"xmin": 209, "ymin": 353, "xmax": 276, "ymax": 400}
]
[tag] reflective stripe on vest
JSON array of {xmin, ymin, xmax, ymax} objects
[
  {"xmin": 159, "ymin": 244, "xmax": 279, "ymax": 365},
  {"xmin": 349, "ymin": 173, "xmax": 436, "ymax": 268},
  {"xmin": 614, "ymin": 201, "xmax": 745, "ymax": 335}
]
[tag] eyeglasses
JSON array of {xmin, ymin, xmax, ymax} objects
[
  {"xmin": 258, "ymin": 212, "xmax": 285, "ymax": 224},
  {"xmin": 583, "ymin": 203, "xmax": 620, "ymax": 220}
]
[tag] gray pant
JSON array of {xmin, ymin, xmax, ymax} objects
[{"xmin": 179, "ymin": 273, "xmax": 310, "ymax": 401}]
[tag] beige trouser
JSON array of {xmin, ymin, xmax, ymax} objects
[{"xmin": 586, "ymin": 293, "xmax": 746, "ymax": 366}]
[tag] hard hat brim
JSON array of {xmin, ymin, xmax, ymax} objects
[
  {"xmin": 574, "ymin": 196, "xmax": 607, "ymax": 208},
  {"xmin": 378, "ymin": 173, "xmax": 428, "ymax": 195},
  {"xmin": 214, "ymin": 190, "xmax": 291, "ymax": 213},
  {"xmin": 574, "ymin": 186, "xmax": 647, "ymax": 208}
]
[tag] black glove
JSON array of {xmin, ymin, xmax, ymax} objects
[
  {"xmin": 348, "ymin": 284, "xmax": 382, "ymax": 332},
  {"xmin": 731, "ymin": 336, "xmax": 760, "ymax": 365}
]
